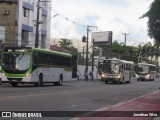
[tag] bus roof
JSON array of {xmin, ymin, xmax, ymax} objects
[
  {"xmin": 32, "ymin": 48, "xmax": 72, "ymax": 57},
  {"xmin": 104, "ymin": 58, "xmax": 134, "ymax": 64},
  {"xmin": 4, "ymin": 47, "xmax": 72, "ymax": 57},
  {"xmin": 137, "ymin": 62, "xmax": 156, "ymax": 66}
]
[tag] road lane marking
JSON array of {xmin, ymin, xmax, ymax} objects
[{"xmin": 0, "ymin": 87, "xmax": 108, "ymax": 100}]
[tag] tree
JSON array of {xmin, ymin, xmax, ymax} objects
[
  {"xmin": 58, "ymin": 38, "xmax": 72, "ymax": 48},
  {"xmin": 102, "ymin": 40, "xmax": 139, "ymax": 63},
  {"xmin": 140, "ymin": 0, "xmax": 160, "ymax": 44}
]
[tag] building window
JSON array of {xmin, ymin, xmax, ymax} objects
[
  {"xmin": 22, "ymin": 30, "xmax": 29, "ymax": 46},
  {"xmin": 42, "ymin": 15, "xmax": 47, "ymax": 28},
  {"xmin": 41, "ymin": 35, "xmax": 46, "ymax": 48},
  {"xmin": 23, "ymin": 8, "xmax": 29, "ymax": 17}
]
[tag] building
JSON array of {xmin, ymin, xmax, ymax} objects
[{"xmin": 0, "ymin": 0, "xmax": 51, "ymax": 49}]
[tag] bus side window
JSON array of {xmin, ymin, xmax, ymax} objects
[
  {"xmin": 122, "ymin": 64, "xmax": 124, "ymax": 70},
  {"xmin": 33, "ymin": 52, "xmax": 38, "ymax": 65}
]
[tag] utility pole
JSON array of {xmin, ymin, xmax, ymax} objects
[
  {"xmin": 35, "ymin": 0, "xmax": 50, "ymax": 48},
  {"xmin": 91, "ymin": 39, "xmax": 95, "ymax": 80},
  {"xmin": 85, "ymin": 25, "xmax": 97, "ymax": 81},
  {"xmin": 121, "ymin": 33, "xmax": 130, "ymax": 46},
  {"xmin": 82, "ymin": 46, "xmax": 85, "ymax": 65},
  {"xmin": 122, "ymin": 33, "xmax": 130, "ymax": 59}
]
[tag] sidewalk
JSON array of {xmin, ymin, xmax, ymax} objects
[{"xmin": 72, "ymin": 90, "xmax": 160, "ymax": 120}]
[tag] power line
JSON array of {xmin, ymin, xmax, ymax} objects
[{"xmin": 52, "ymin": 9, "xmax": 87, "ymax": 29}]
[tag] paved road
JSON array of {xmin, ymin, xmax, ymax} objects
[{"xmin": 0, "ymin": 78, "xmax": 160, "ymax": 120}]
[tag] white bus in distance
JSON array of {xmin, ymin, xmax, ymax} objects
[
  {"xmin": 136, "ymin": 62, "xmax": 157, "ymax": 81},
  {"xmin": 99, "ymin": 58, "xmax": 135, "ymax": 84}
]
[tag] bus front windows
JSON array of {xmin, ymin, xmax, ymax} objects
[
  {"xmin": 2, "ymin": 53, "xmax": 31, "ymax": 73},
  {"xmin": 103, "ymin": 61, "xmax": 120, "ymax": 74},
  {"xmin": 137, "ymin": 65, "xmax": 149, "ymax": 75}
]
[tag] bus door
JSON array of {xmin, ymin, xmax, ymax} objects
[{"xmin": 123, "ymin": 63, "xmax": 130, "ymax": 81}]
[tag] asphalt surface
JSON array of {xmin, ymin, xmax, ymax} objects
[{"xmin": 0, "ymin": 78, "xmax": 160, "ymax": 120}]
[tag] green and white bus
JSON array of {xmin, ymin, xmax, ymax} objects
[
  {"xmin": 1, "ymin": 47, "xmax": 72, "ymax": 87},
  {"xmin": 0, "ymin": 52, "xmax": 2, "ymax": 85},
  {"xmin": 136, "ymin": 62, "xmax": 157, "ymax": 81},
  {"xmin": 98, "ymin": 58, "xmax": 135, "ymax": 84}
]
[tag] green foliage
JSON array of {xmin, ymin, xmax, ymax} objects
[
  {"xmin": 58, "ymin": 38, "xmax": 72, "ymax": 48},
  {"xmin": 102, "ymin": 40, "xmax": 139, "ymax": 63},
  {"xmin": 140, "ymin": 0, "xmax": 160, "ymax": 44}
]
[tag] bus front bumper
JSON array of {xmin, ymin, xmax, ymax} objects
[
  {"xmin": 102, "ymin": 77, "xmax": 121, "ymax": 83},
  {"xmin": 1, "ymin": 74, "xmax": 32, "ymax": 83}
]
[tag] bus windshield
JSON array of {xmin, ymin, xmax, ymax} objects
[
  {"xmin": 101, "ymin": 60, "xmax": 120, "ymax": 74},
  {"xmin": 136, "ymin": 65, "xmax": 149, "ymax": 75},
  {"xmin": 2, "ymin": 53, "xmax": 31, "ymax": 74}
]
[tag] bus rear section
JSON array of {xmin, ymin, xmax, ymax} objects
[{"xmin": 136, "ymin": 62, "xmax": 157, "ymax": 81}]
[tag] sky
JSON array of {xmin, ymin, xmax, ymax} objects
[{"xmin": 50, "ymin": 0, "xmax": 154, "ymax": 46}]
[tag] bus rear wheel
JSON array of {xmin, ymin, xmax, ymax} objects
[
  {"xmin": 11, "ymin": 82, "xmax": 18, "ymax": 87},
  {"xmin": 54, "ymin": 74, "xmax": 63, "ymax": 86}
]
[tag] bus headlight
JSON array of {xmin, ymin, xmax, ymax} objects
[
  {"xmin": 145, "ymin": 75, "xmax": 150, "ymax": 79},
  {"xmin": 101, "ymin": 74, "xmax": 105, "ymax": 78},
  {"xmin": 25, "ymin": 73, "xmax": 30, "ymax": 77},
  {"xmin": 2, "ymin": 73, "xmax": 5, "ymax": 76},
  {"xmin": 135, "ymin": 74, "xmax": 139, "ymax": 78},
  {"xmin": 117, "ymin": 75, "xmax": 121, "ymax": 78}
]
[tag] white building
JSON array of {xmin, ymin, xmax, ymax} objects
[{"xmin": 0, "ymin": 0, "xmax": 51, "ymax": 49}]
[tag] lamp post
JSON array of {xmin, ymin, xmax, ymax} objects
[{"xmin": 41, "ymin": 14, "xmax": 59, "ymax": 30}]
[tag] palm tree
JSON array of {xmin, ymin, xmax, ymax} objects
[{"xmin": 58, "ymin": 38, "xmax": 72, "ymax": 48}]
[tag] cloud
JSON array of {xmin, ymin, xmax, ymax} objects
[{"xmin": 51, "ymin": 0, "xmax": 154, "ymax": 46}]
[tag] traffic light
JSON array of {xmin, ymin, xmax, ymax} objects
[{"xmin": 82, "ymin": 36, "xmax": 87, "ymax": 42}]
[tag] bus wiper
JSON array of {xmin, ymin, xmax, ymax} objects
[{"xmin": 18, "ymin": 53, "xmax": 24, "ymax": 63}]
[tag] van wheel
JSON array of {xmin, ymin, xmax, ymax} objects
[
  {"xmin": 35, "ymin": 74, "xmax": 43, "ymax": 87},
  {"xmin": 11, "ymin": 82, "xmax": 18, "ymax": 87}
]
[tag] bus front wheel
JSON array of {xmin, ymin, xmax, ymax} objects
[{"xmin": 35, "ymin": 74, "xmax": 43, "ymax": 87}]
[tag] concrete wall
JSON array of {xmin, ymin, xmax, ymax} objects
[
  {"xmin": 0, "ymin": 3, "xmax": 17, "ymax": 46},
  {"xmin": 0, "ymin": 0, "xmax": 51, "ymax": 49},
  {"xmin": 77, "ymin": 65, "xmax": 98, "ymax": 80}
]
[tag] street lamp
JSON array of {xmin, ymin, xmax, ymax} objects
[{"xmin": 41, "ymin": 14, "xmax": 59, "ymax": 30}]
